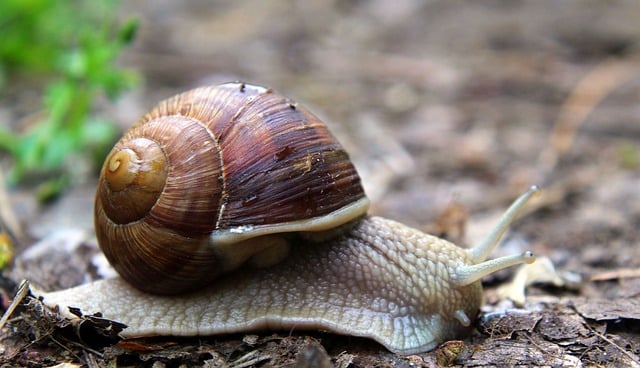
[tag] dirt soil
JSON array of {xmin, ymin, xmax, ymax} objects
[{"xmin": 1, "ymin": 1, "xmax": 640, "ymax": 367}]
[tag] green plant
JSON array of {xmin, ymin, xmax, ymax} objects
[{"xmin": 0, "ymin": 0, "xmax": 139, "ymax": 196}]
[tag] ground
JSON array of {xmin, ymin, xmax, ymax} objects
[{"xmin": 1, "ymin": 1, "xmax": 640, "ymax": 367}]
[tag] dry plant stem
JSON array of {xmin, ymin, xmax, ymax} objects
[
  {"xmin": 590, "ymin": 268, "xmax": 640, "ymax": 282},
  {"xmin": 538, "ymin": 57, "xmax": 639, "ymax": 176},
  {"xmin": 587, "ymin": 323, "xmax": 640, "ymax": 365},
  {"xmin": 0, "ymin": 280, "xmax": 30, "ymax": 331}
]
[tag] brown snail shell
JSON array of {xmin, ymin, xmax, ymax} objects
[{"xmin": 95, "ymin": 82, "xmax": 369, "ymax": 294}]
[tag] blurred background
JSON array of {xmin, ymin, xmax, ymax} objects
[
  {"xmin": 2, "ymin": 0, "xmax": 640, "ymax": 291},
  {"xmin": 1, "ymin": 0, "xmax": 639, "ymax": 364}
]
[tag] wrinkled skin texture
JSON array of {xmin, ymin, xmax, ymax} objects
[{"xmin": 40, "ymin": 216, "xmax": 481, "ymax": 355}]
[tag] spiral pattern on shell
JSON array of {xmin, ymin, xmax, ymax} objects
[{"xmin": 95, "ymin": 82, "xmax": 369, "ymax": 294}]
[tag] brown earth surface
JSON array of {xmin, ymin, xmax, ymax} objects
[{"xmin": 1, "ymin": 1, "xmax": 640, "ymax": 367}]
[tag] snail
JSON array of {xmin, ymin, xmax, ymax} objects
[{"xmin": 33, "ymin": 82, "xmax": 539, "ymax": 355}]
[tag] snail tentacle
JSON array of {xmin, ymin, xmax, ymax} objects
[{"xmin": 467, "ymin": 185, "xmax": 540, "ymax": 263}]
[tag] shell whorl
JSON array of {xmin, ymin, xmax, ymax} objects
[
  {"xmin": 100, "ymin": 137, "xmax": 168, "ymax": 224},
  {"xmin": 95, "ymin": 82, "xmax": 369, "ymax": 294}
]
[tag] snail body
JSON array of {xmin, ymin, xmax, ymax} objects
[{"xmin": 36, "ymin": 82, "xmax": 538, "ymax": 354}]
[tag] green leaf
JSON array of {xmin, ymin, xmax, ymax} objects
[
  {"xmin": 118, "ymin": 18, "xmax": 139, "ymax": 45},
  {"xmin": 0, "ymin": 0, "xmax": 140, "ymax": 186},
  {"xmin": 0, "ymin": 126, "xmax": 18, "ymax": 154}
]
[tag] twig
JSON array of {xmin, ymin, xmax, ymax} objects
[
  {"xmin": 588, "ymin": 323, "xmax": 640, "ymax": 366},
  {"xmin": 538, "ymin": 56, "xmax": 639, "ymax": 178},
  {"xmin": 0, "ymin": 279, "xmax": 30, "ymax": 332},
  {"xmin": 228, "ymin": 349, "xmax": 272, "ymax": 368},
  {"xmin": 590, "ymin": 268, "xmax": 640, "ymax": 282}
]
